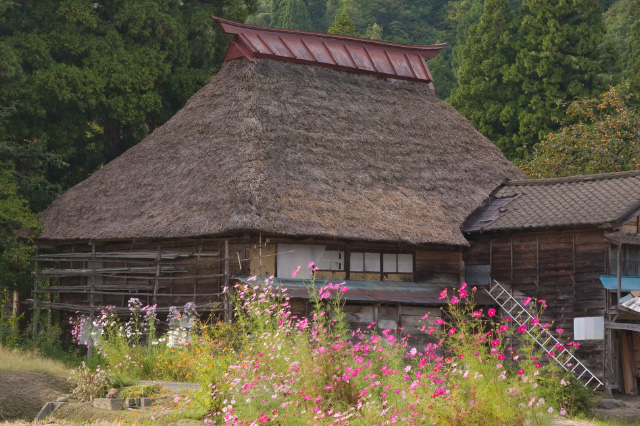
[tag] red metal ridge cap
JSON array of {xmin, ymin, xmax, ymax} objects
[{"xmin": 211, "ymin": 15, "xmax": 445, "ymax": 88}]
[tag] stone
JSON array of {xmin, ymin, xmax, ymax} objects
[
  {"xmin": 56, "ymin": 396, "xmax": 69, "ymax": 403},
  {"xmin": 596, "ymin": 398, "xmax": 627, "ymax": 409},
  {"xmin": 106, "ymin": 387, "xmax": 120, "ymax": 398},
  {"xmin": 93, "ymin": 398, "xmax": 125, "ymax": 410},
  {"xmin": 34, "ymin": 401, "xmax": 66, "ymax": 421}
]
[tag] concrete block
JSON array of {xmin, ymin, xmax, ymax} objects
[
  {"xmin": 93, "ymin": 398, "xmax": 125, "ymax": 410},
  {"xmin": 125, "ymin": 397, "xmax": 154, "ymax": 409}
]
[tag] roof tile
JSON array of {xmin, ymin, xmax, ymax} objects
[{"xmin": 464, "ymin": 171, "xmax": 640, "ymax": 232}]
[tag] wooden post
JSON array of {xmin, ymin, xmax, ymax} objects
[
  {"xmin": 617, "ymin": 243, "xmax": 622, "ymax": 307},
  {"xmin": 32, "ymin": 257, "xmax": 39, "ymax": 339},
  {"xmin": 153, "ymin": 246, "xmax": 161, "ymax": 305},
  {"xmin": 224, "ymin": 239, "xmax": 231, "ymax": 322},
  {"xmin": 88, "ymin": 243, "xmax": 96, "ymax": 363}
]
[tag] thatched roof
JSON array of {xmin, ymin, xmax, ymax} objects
[
  {"xmin": 464, "ymin": 170, "xmax": 640, "ymax": 232},
  {"xmin": 39, "ymin": 57, "xmax": 522, "ymax": 246}
]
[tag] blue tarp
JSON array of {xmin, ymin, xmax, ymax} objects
[{"xmin": 599, "ymin": 275, "xmax": 640, "ymax": 291}]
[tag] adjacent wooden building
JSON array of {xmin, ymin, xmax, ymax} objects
[
  {"xmin": 34, "ymin": 18, "xmax": 521, "ymax": 340},
  {"xmin": 463, "ymin": 171, "xmax": 640, "ymax": 393}
]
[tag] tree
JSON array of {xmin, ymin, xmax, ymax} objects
[
  {"xmin": 275, "ymin": 0, "xmax": 313, "ymax": 30},
  {"xmin": 328, "ymin": 8, "xmax": 357, "ymax": 37},
  {"xmin": 305, "ymin": 0, "xmax": 327, "ymax": 32},
  {"xmin": 365, "ymin": 23, "xmax": 383, "ymax": 40},
  {"xmin": 521, "ymin": 86, "xmax": 640, "ymax": 178},
  {"xmin": 448, "ymin": 0, "xmax": 520, "ymax": 158},
  {"xmin": 627, "ymin": 0, "xmax": 640, "ymax": 92},
  {"xmin": 0, "ymin": 0, "xmax": 258, "ymax": 190},
  {"xmin": 0, "ymin": 109, "xmax": 46, "ymax": 293},
  {"xmin": 507, "ymin": 0, "xmax": 607, "ymax": 154}
]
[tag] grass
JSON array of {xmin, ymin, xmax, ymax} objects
[{"xmin": 0, "ymin": 345, "xmax": 70, "ymax": 377}]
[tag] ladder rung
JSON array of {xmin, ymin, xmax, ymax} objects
[{"xmin": 486, "ymin": 280, "xmax": 602, "ymax": 391}]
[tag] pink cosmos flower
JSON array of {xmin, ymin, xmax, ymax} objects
[
  {"xmin": 517, "ymin": 369, "xmax": 525, "ymax": 376},
  {"xmin": 517, "ymin": 325, "xmax": 527, "ymax": 333},
  {"xmin": 459, "ymin": 289, "xmax": 468, "ymax": 299},
  {"xmin": 490, "ymin": 339, "xmax": 500, "ymax": 347},
  {"xmin": 523, "ymin": 297, "xmax": 532, "ymax": 306},
  {"xmin": 292, "ymin": 265, "xmax": 301, "ymax": 278},
  {"xmin": 448, "ymin": 328, "xmax": 456, "ymax": 335},
  {"xmin": 308, "ymin": 261, "xmax": 315, "ymax": 268},
  {"xmin": 538, "ymin": 299, "xmax": 547, "ymax": 309},
  {"xmin": 556, "ymin": 328, "xmax": 564, "ymax": 334},
  {"xmin": 498, "ymin": 354, "xmax": 506, "ymax": 360},
  {"xmin": 488, "ymin": 308, "xmax": 496, "ymax": 317},
  {"xmin": 451, "ymin": 296, "xmax": 459, "ymax": 304},
  {"xmin": 472, "ymin": 310, "xmax": 482, "ymax": 318},
  {"xmin": 439, "ymin": 289, "xmax": 447, "ymax": 300},
  {"xmin": 531, "ymin": 317, "xmax": 539, "ymax": 325},
  {"xmin": 340, "ymin": 287, "xmax": 348, "ymax": 293}
]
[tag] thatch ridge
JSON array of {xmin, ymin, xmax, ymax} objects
[{"xmin": 39, "ymin": 58, "xmax": 523, "ymax": 245}]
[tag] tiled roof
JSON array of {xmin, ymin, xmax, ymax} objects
[
  {"xmin": 464, "ymin": 171, "xmax": 640, "ymax": 232},
  {"xmin": 212, "ymin": 15, "xmax": 444, "ymax": 88}
]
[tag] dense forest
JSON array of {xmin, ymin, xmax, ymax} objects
[{"xmin": 0, "ymin": 0, "xmax": 639, "ymax": 294}]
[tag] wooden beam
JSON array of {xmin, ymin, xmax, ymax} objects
[
  {"xmin": 617, "ymin": 243, "xmax": 622, "ymax": 304},
  {"xmin": 605, "ymin": 321, "xmax": 640, "ymax": 333}
]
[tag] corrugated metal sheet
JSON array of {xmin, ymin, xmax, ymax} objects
[
  {"xmin": 235, "ymin": 277, "xmax": 492, "ymax": 305},
  {"xmin": 212, "ymin": 15, "xmax": 445, "ymax": 87},
  {"xmin": 600, "ymin": 275, "xmax": 640, "ymax": 291}
]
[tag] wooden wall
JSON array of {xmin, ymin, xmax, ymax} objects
[
  {"xmin": 41, "ymin": 236, "xmax": 251, "ymax": 318},
  {"xmin": 465, "ymin": 228, "xmax": 608, "ymax": 379}
]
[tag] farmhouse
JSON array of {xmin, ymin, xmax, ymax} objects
[
  {"xmin": 33, "ymin": 17, "xmax": 521, "ymax": 341},
  {"xmin": 464, "ymin": 170, "xmax": 640, "ymax": 394}
]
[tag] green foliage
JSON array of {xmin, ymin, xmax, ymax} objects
[
  {"xmin": 365, "ymin": 22, "xmax": 383, "ymax": 40},
  {"xmin": 328, "ymin": 8, "xmax": 357, "ymax": 37},
  {"xmin": 521, "ymin": 86, "xmax": 640, "ymax": 178},
  {"xmin": 305, "ymin": 0, "xmax": 327, "ymax": 31},
  {"xmin": 507, "ymin": 0, "xmax": 607, "ymax": 154},
  {"xmin": 627, "ymin": 0, "xmax": 640, "ymax": 92},
  {"xmin": 449, "ymin": 0, "xmax": 520, "ymax": 157},
  {"xmin": 274, "ymin": 0, "xmax": 313, "ymax": 30},
  {"xmin": 603, "ymin": 0, "xmax": 633, "ymax": 80},
  {"xmin": 0, "ymin": 111, "xmax": 43, "ymax": 294},
  {"xmin": 0, "ymin": 0, "xmax": 258, "ymax": 189}
]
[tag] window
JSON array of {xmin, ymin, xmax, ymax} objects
[
  {"xmin": 350, "ymin": 252, "xmax": 413, "ymax": 273},
  {"xmin": 350, "ymin": 252, "xmax": 380, "ymax": 272},
  {"xmin": 610, "ymin": 246, "xmax": 640, "ymax": 276},
  {"xmin": 317, "ymin": 250, "xmax": 344, "ymax": 271},
  {"xmin": 574, "ymin": 317, "xmax": 604, "ymax": 340},
  {"xmin": 383, "ymin": 253, "xmax": 413, "ymax": 273}
]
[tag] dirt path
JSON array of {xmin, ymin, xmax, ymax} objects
[
  {"xmin": 553, "ymin": 418, "xmax": 598, "ymax": 426},
  {"xmin": 0, "ymin": 371, "xmax": 70, "ymax": 422}
]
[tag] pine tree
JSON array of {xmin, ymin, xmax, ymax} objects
[
  {"xmin": 328, "ymin": 8, "xmax": 357, "ymax": 37},
  {"xmin": 449, "ymin": 0, "xmax": 519, "ymax": 158},
  {"xmin": 276, "ymin": 0, "xmax": 313, "ymax": 30},
  {"xmin": 508, "ymin": 0, "xmax": 607, "ymax": 154}
]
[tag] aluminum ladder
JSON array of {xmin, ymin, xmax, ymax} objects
[{"xmin": 485, "ymin": 280, "xmax": 603, "ymax": 390}]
